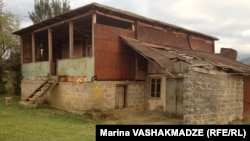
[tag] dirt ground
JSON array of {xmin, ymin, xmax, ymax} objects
[{"xmin": 90, "ymin": 109, "xmax": 183, "ymax": 125}]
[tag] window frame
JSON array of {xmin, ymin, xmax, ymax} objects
[{"xmin": 150, "ymin": 77, "xmax": 161, "ymax": 98}]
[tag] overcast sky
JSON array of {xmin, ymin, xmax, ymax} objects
[{"xmin": 3, "ymin": 0, "xmax": 250, "ymax": 60}]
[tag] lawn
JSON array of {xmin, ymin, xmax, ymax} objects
[{"xmin": 0, "ymin": 95, "xmax": 102, "ymax": 141}]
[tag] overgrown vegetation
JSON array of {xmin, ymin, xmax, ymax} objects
[
  {"xmin": 0, "ymin": 95, "xmax": 101, "ymax": 141},
  {"xmin": 0, "ymin": 0, "xmax": 21, "ymax": 96}
]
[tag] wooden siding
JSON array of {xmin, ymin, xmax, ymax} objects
[{"xmin": 94, "ymin": 23, "xmax": 136, "ymax": 80}]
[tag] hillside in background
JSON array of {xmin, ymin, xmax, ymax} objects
[{"xmin": 239, "ymin": 57, "xmax": 250, "ymax": 65}]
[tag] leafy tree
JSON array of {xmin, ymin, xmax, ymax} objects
[
  {"xmin": 28, "ymin": 0, "xmax": 70, "ymax": 24},
  {"xmin": 0, "ymin": 0, "xmax": 20, "ymax": 95},
  {"xmin": 0, "ymin": 0, "xmax": 20, "ymax": 60}
]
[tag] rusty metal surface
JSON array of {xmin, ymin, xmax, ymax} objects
[
  {"xmin": 137, "ymin": 25, "xmax": 163, "ymax": 44},
  {"xmin": 121, "ymin": 36, "xmax": 250, "ymax": 74},
  {"xmin": 244, "ymin": 76, "xmax": 250, "ymax": 122},
  {"xmin": 94, "ymin": 24, "xmax": 135, "ymax": 80},
  {"xmin": 190, "ymin": 37, "xmax": 213, "ymax": 53}
]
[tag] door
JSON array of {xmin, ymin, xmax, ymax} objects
[
  {"xmin": 166, "ymin": 78, "xmax": 183, "ymax": 118},
  {"xmin": 115, "ymin": 85, "xmax": 127, "ymax": 109}
]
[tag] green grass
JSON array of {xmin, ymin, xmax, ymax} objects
[{"xmin": 0, "ymin": 95, "xmax": 102, "ymax": 141}]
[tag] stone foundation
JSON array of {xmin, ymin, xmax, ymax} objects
[{"xmin": 21, "ymin": 80, "xmax": 146, "ymax": 114}]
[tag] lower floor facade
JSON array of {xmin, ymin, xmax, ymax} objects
[{"xmin": 20, "ymin": 68, "xmax": 245, "ymax": 124}]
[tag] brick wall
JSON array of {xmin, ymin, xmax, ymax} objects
[{"xmin": 183, "ymin": 69, "xmax": 243, "ymax": 124}]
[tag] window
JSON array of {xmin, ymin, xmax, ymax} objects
[{"xmin": 150, "ymin": 78, "xmax": 161, "ymax": 98}]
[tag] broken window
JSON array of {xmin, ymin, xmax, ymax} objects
[{"xmin": 150, "ymin": 78, "xmax": 161, "ymax": 98}]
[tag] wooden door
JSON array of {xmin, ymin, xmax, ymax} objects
[
  {"xmin": 115, "ymin": 85, "xmax": 127, "ymax": 109},
  {"xmin": 166, "ymin": 78, "xmax": 183, "ymax": 118}
]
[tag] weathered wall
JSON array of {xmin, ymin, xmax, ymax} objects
[
  {"xmin": 136, "ymin": 24, "xmax": 214, "ymax": 53},
  {"xmin": 94, "ymin": 23, "xmax": 136, "ymax": 80},
  {"xmin": 21, "ymin": 80, "xmax": 145, "ymax": 113},
  {"xmin": 243, "ymin": 76, "xmax": 250, "ymax": 122},
  {"xmin": 21, "ymin": 80, "xmax": 45, "ymax": 101},
  {"xmin": 22, "ymin": 62, "xmax": 50, "ymax": 80},
  {"xmin": 183, "ymin": 69, "xmax": 243, "ymax": 124},
  {"xmin": 57, "ymin": 58, "xmax": 94, "ymax": 81}
]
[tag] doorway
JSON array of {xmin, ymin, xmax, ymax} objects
[
  {"xmin": 115, "ymin": 85, "xmax": 127, "ymax": 109},
  {"xmin": 166, "ymin": 78, "xmax": 183, "ymax": 118}
]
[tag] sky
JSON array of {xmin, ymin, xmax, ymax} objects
[{"xmin": 3, "ymin": 0, "xmax": 250, "ymax": 60}]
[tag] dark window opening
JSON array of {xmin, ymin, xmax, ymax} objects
[
  {"xmin": 97, "ymin": 15, "xmax": 132, "ymax": 30},
  {"xmin": 151, "ymin": 78, "xmax": 161, "ymax": 98}
]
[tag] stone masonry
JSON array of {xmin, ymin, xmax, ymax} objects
[
  {"xmin": 21, "ymin": 80, "xmax": 145, "ymax": 114},
  {"xmin": 183, "ymin": 69, "xmax": 243, "ymax": 124}
]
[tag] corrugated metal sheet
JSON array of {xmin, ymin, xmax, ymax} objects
[{"xmin": 121, "ymin": 36, "xmax": 250, "ymax": 74}]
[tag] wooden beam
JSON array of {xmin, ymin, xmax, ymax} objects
[
  {"xmin": 132, "ymin": 24, "xmax": 135, "ymax": 32},
  {"xmin": 33, "ymin": 13, "xmax": 91, "ymax": 33},
  {"xmin": 48, "ymin": 28, "xmax": 52, "ymax": 75},
  {"xmin": 92, "ymin": 13, "xmax": 96, "ymax": 57},
  {"xmin": 95, "ymin": 10, "xmax": 135, "ymax": 23},
  {"xmin": 32, "ymin": 33, "xmax": 35, "ymax": 63},
  {"xmin": 20, "ymin": 37, "xmax": 23, "ymax": 65},
  {"xmin": 69, "ymin": 22, "xmax": 74, "ymax": 58}
]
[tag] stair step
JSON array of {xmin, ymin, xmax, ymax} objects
[{"xmin": 20, "ymin": 77, "xmax": 58, "ymax": 108}]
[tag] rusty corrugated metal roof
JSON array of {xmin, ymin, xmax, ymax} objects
[{"xmin": 121, "ymin": 36, "xmax": 250, "ymax": 74}]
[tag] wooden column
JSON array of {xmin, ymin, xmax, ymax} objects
[
  {"xmin": 92, "ymin": 13, "xmax": 96, "ymax": 57},
  {"xmin": 69, "ymin": 22, "xmax": 74, "ymax": 58},
  {"xmin": 31, "ymin": 33, "xmax": 35, "ymax": 62},
  {"xmin": 132, "ymin": 24, "xmax": 135, "ymax": 32},
  {"xmin": 48, "ymin": 28, "xmax": 52, "ymax": 75},
  {"xmin": 20, "ymin": 37, "xmax": 23, "ymax": 65}
]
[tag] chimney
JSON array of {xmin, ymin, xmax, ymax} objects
[{"xmin": 220, "ymin": 48, "xmax": 237, "ymax": 60}]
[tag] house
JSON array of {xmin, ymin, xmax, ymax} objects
[{"xmin": 13, "ymin": 2, "xmax": 250, "ymax": 124}]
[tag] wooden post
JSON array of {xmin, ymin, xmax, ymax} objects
[
  {"xmin": 132, "ymin": 24, "xmax": 135, "ymax": 32},
  {"xmin": 92, "ymin": 13, "xmax": 96, "ymax": 57},
  {"xmin": 32, "ymin": 33, "xmax": 35, "ymax": 62},
  {"xmin": 69, "ymin": 22, "xmax": 74, "ymax": 58},
  {"xmin": 48, "ymin": 28, "xmax": 52, "ymax": 75},
  {"xmin": 20, "ymin": 37, "xmax": 23, "ymax": 65}
]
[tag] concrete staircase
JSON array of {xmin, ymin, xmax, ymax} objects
[{"xmin": 19, "ymin": 76, "xmax": 58, "ymax": 108}]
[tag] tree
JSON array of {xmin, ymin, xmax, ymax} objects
[
  {"xmin": 0, "ymin": 0, "xmax": 20, "ymax": 95},
  {"xmin": 0, "ymin": 0, "xmax": 20, "ymax": 60},
  {"xmin": 28, "ymin": 0, "xmax": 71, "ymax": 24}
]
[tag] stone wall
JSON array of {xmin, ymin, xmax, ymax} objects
[
  {"xmin": 21, "ymin": 80, "xmax": 145, "ymax": 114},
  {"xmin": 21, "ymin": 80, "xmax": 45, "ymax": 101},
  {"xmin": 183, "ymin": 69, "xmax": 243, "ymax": 124}
]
